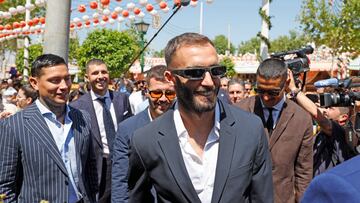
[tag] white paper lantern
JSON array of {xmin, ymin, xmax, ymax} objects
[
  {"xmin": 109, "ymin": 18, "xmax": 115, "ymax": 24},
  {"xmin": 128, "ymin": 15, "xmax": 135, "ymax": 21},
  {"xmin": 127, "ymin": 2, "xmax": 136, "ymax": 10},
  {"xmin": 190, "ymin": 1, "xmax": 197, "ymax": 7},
  {"xmin": 93, "ymin": 12, "xmax": 100, "ymax": 19},
  {"xmin": 114, "ymin": 7, "xmax": 123, "ymax": 13},
  {"xmin": 117, "ymin": 16, "xmax": 125, "ymax": 22},
  {"xmin": 103, "ymin": 8, "xmax": 111, "ymax": 16},
  {"xmin": 161, "ymin": 7, "xmax": 169, "ymax": 13},
  {"xmin": 3, "ymin": 12, "xmax": 11, "ymax": 19},
  {"xmin": 139, "ymin": 0, "xmax": 148, "ymax": 6},
  {"xmin": 16, "ymin": 6, "xmax": 26, "ymax": 13},
  {"xmin": 73, "ymin": 17, "xmax": 81, "ymax": 23},
  {"xmin": 137, "ymin": 12, "xmax": 145, "ymax": 19},
  {"xmin": 25, "ymin": 4, "xmax": 36, "ymax": 11},
  {"xmin": 150, "ymin": 10, "xmax": 158, "ymax": 16},
  {"xmin": 82, "ymin": 15, "xmax": 90, "ymax": 21},
  {"xmin": 9, "ymin": 7, "xmax": 17, "ymax": 15}
]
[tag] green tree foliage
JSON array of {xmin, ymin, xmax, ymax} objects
[
  {"xmin": 15, "ymin": 44, "xmax": 43, "ymax": 74},
  {"xmin": 238, "ymin": 37, "xmax": 261, "ymax": 55},
  {"xmin": 153, "ymin": 49, "xmax": 164, "ymax": 57},
  {"xmin": 220, "ymin": 56, "xmax": 236, "ymax": 78},
  {"xmin": 212, "ymin": 35, "xmax": 236, "ymax": 55},
  {"xmin": 300, "ymin": 0, "xmax": 360, "ymax": 57},
  {"xmin": 77, "ymin": 29, "xmax": 139, "ymax": 78},
  {"xmin": 269, "ymin": 30, "xmax": 311, "ymax": 53}
]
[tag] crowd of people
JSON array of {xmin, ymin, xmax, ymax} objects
[{"xmin": 0, "ymin": 32, "xmax": 359, "ymax": 203}]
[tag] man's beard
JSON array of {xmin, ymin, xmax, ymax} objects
[{"xmin": 174, "ymin": 77, "xmax": 218, "ymax": 113}]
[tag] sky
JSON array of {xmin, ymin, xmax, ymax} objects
[{"xmin": 72, "ymin": 0, "xmax": 305, "ymax": 52}]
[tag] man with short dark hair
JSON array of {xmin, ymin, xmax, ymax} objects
[
  {"xmin": 0, "ymin": 54, "xmax": 98, "ymax": 202},
  {"xmin": 112, "ymin": 65, "xmax": 176, "ymax": 202},
  {"xmin": 236, "ymin": 58, "xmax": 313, "ymax": 202},
  {"xmin": 70, "ymin": 58, "xmax": 132, "ymax": 203},
  {"xmin": 128, "ymin": 33, "xmax": 273, "ymax": 203},
  {"xmin": 227, "ymin": 78, "xmax": 245, "ymax": 104}
]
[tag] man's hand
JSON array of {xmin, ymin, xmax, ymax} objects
[{"xmin": 0, "ymin": 111, "xmax": 12, "ymax": 119}]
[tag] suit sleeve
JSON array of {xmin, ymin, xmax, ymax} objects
[
  {"xmin": 295, "ymin": 114, "xmax": 314, "ymax": 201},
  {"xmin": 127, "ymin": 136, "xmax": 154, "ymax": 203},
  {"xmin": 111, "ymin": 123, "xmax": 131, "ymax": 203},
  {"xmin": 250, "ymin": 125, "xmax": 274, "ymax": 202},
  {"xmin": 0, "ymin": 119, "xmax": 20, "ymax": 202}
]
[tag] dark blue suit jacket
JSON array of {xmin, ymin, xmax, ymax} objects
[
  {"xmin": 0, "ymin": 103, "xmax": 98, "ymax": 202},
  {"xmin": 302, "ymin": 155, "xmax": 360, "ymax": 203},
  {"xmin": 112, "ymin": 108, "xmax": 151, "ymax": 203},
  {"xmin": 128, "ymin": 101, "xmax": 274, "ymax": 203},
  {"xmin": 70, "ymin": 90, "xmax": 132, "ymax": 184}
]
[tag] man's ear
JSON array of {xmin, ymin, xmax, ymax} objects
[
  {"xmin": 84, "ymin": 74, "xmax": 89, "ymax": 83},
  {"xmin": 164, "ymin": 70, "xmax": 175, "ymax": 85},
  {"xmin": 29, "ymin": 76, "xmax": 39, "ymax": 91}
]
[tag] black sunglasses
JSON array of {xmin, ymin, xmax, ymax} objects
[
  {"xmin": 148, "ymin": 90, "xmax": 176, "ymax": 101},
  {"xmin": 171, "ymin": 65, "xmax": 227, "ymax": 80},
  {"xmin": 254, "ymin": 88, "xmax": 283, "ymax": 97}
]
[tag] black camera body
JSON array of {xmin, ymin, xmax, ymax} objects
[{"xmin": 271, "ymin": 45, "xmax": 314, "ymax": 76}]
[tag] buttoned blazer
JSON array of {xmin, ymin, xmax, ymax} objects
[
  {"xmin": 128, "ymin": 101, "xmax": 274, "ymax": 203},
  {"xmin": 0, "ymin": 103, "xmax": 98, "ymax": 203},
  {"xmin": 236, "ymin": 96, "xmax": 314, "ymax": 203},
  {"xmin": 70, "ymin": 90, "xmax": 132, "ymax": 182},
  {"xmin": 112, "ymin": 108, "xmax": 151, "ymax": 203},
  {"xmin": 302, "ymin": 155, "xmax": 360, "ymax": 203}
]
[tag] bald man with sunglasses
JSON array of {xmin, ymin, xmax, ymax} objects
[
  {"xmin": 111, "ymin": 65, "xmax": 176, "ymax": 203},
  {"xmin": 127, "ymin": 33, "xmax": 273, "ymax": 203},
  {"xmin": 236, "ymin": 58, "xmax": 313, "ymax": 203}
]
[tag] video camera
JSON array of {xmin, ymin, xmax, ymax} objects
[
  {"xmin": 314, "ymin": 77, "xmax": 360, "ymax": 107},
  {"xmin": 271, "ymin": 45, "xmax": 314, "ymax": 76}
]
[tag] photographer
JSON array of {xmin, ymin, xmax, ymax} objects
[{"xmin": 287, "ymin": 70, "xmax": 357, "ymax": 176}]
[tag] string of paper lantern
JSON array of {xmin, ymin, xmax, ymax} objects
[{"xmin": 0, "ymin": 0, "xmax": 47, "ymax": 20}]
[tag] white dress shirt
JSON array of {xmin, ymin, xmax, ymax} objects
[
  {"xmin": 173, "ymin": 102, "xmax": 220, "ymax": 203},
  {"xmin": 261, "ymin": 94, "xmax": 286, "ymax": 129},
  {"xmin": 90, "ymin": 90, "xmax": 118, "ymax": 156}
]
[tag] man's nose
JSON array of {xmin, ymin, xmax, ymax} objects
[{"xmin": 201, "ymin": 72, "xmax": 214, "ymax": 87}]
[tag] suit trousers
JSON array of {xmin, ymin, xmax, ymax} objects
[{"xmin": 99, "ymin": 157, "xmax": 112, "ymax": 203}]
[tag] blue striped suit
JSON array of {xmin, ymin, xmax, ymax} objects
[{"xmin": 0, "ymin": 103, "xmax": 98, "ymax": 203}]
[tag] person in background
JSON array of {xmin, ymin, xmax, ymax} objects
[
  {"xmin": 68, "ymin": 89, "xmax": 84, "ymax": 103},
  {"xmin": 128, "ymin": 32, "xmax": 273, "ymax": 203},
  {"xmin": 227, "ymin": 78, "xmax": 245, "ymax": 104},
  {"xmin": 112, "ymin": 64, "xmax": 176, "ymax": 202},
  {"xmin": 0, "ymin": 54, "xmax": 98, "ymax": 202},
  {"xmin": 0, "ymin": 88, "xmax": 18, "ymax": 119},
  {"xmin": 70, "ymin": 58, "xmax": 132, "ymax": 203},
  {"xmin": 16, "ymin": 84, "xmax": 38, "ymax": 110},
  {"xmin": 244, "ymin": 81, "xmax": 253, "ymax": 98},
  {"xmin": 236, "ymin": 58, "xmax": 313, "ymax": 202},
  {"xmin": 128, "ymin": 79, "xmax": 147, "ymax": 114}
]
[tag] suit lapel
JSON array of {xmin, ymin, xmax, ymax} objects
[
  {"xmin": 69, "ymin": 108, "xmax": 84, "ymax": 175},
  {"xmin": 157, "ymin": 111, "xmax": 201, "ymax": 203},
  {"xmin": 84, "ymin": 93, "xmax": 102, "ymax": 147},
  {"xmin": 24, "ymin": 104, "xmax": 68, "ymax": 175},
  {"xmin": 269, "ymin": 101, "xmax": 292, "ymax": 150},
  {"xmin": 211, "ymin": 102, "xmax": 236, "ymax": 203}
]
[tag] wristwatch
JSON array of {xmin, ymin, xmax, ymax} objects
[{"xmin": 290, "ymin": 89, "xmax": 300, "ymax": 99}]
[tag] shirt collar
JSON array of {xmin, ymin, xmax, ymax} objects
[
  {"xmin": 35, "ymin": 99, "xmax": 72, "ymax": 123},
  {"xmin": 90, "ymin": 89, "xmax": 110, "ymax": 101},
  {"xmin": 260, "ymin": 93, "xmax": 286, "ymax": 111}
]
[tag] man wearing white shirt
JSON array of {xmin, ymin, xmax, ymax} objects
[{"xmin": 128, "ymin": 33, "xmax": 273, "ymax": 203}]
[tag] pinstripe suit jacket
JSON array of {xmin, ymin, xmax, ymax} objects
[{"xmin": 0, "ymin": 103, "xmax": 98, "ymax": 203}]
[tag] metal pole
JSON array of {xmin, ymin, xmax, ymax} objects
[
  {"xmin": 140, "ymin": 32, "xmax": 145, "ymax": 73},
  {"xmin": 260, "ymin": 0, "xmax": 269, "ymax": 60},
  {"xmin": 23, "ymin": 0, "xmax": 31, "ymax": 80},
  {"xmin": 199, "ymin": 1, "xmax": 203, "ymax": 34},
  {"xmin": 43, "ymin": 0, "xmax": 71, "ymax": 62}
]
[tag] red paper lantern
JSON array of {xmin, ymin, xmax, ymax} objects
[
  {"xmin": 27, "ymin": 20, "xmax": 34, "ymax": 26},
  {"xmin": 0, "ymin": 25, "xmax": 4, "ymax": 31},
  {"xmin": 191, "ymin": 0, "xmax": 197, "ymax": 1},
  {"xmin": 159, "ymin": 2, "xmax": 167, "ymax": 9},
  {"xmin": 78, "ymin": 5, "xmax": 86, "ymax": 13},
  {"xmin": 77, "ymin": 22, "xmax": 82, "ymax": 27},
  {"xmin": 0, "ymin": 0, "xmax": 5, "ymax": 3},
  {"xmin": 122, "ymin": 10, "xmax": 129, "ymax": 17},
  {"xmin": 13, "ymin": 22, "xmax": 20, "ymax": 29},
  {"xmin": 90, "ymin": 1, "xmax": 98, "ymax": 9},
  {"xmin": 133, "ymin": 7, "xmax": 141, "ymax": 15},
  {"xmin": 40, "ymin": 17, "xmax": 45, "ymax": 24},
  {"xmin": 111, "ymin": 12, "xmax": 118, "ymax": 19},
  {"xmin": 20, "ymin": 21, "xmax": 26, "ymax": 27},
  {"xmin": 102, "ymin": 15, "xmax": 109, "ymax": 21},
  {"xmin": 93, "ymin": 18, "xmax": 99, "ymax": 24},
  {"xmin": 101, "ymin": 0, "xmax": 110, "ymax": 6},
  {"xmin": 174, "ymin": 0, "xmax": 181, "ymax": 7},
  {"xmin": 116, "ymin": 0, "xmax": 121, "ymax": 1},
  {"xmin": 146, "ymin": 4, "xmax": 153, "ymax": 12},
  {"xmin": 36, "ymin": 29, "xmax": 42, "ymax": 34},
  {"xmin": 32, "ymin": 17, "xmax": 39, "ymax": 24},
  {"xmin": 5, "ymin": 24, "xmax": 12, "ymax": 30},
  {"xmin": 85, "ymin": 20, "xmax": 91, "ymax": 26},
  {"xmin": 70, "ymin": 23, "xmax": 75, "ymax": 28}
]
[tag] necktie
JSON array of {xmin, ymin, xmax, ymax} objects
[
  {"xmin": 98, "ymin": 97, "xmax": 116, "ymax": 152},
  {"xmin": 266, "ymin": 107, "xmax": 274, "ymax": 135}
]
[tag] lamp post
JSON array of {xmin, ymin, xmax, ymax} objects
[{"xmin": 135, "ymin": 21, "xmax": 150, "ymax": 73}]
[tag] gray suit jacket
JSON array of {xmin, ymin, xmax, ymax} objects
[
  {"xmin": 112, "ymin": 108, "xmax": 151, "ymax": 203},
  {"xmin": 70, "ymin": 90, "xmax": 132, "ymax": 183},
  {"xmin": 128, "ymin": 101, "xmax": 274, "ymax": 203},
  {"xmin": 0, "ymin": 103, "xmax": 98, "ymax": 203}
]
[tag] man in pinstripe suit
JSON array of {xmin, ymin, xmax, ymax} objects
[{"xmin": 0, "ymin": 54, "xmax": 98, "ymax": 203}]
